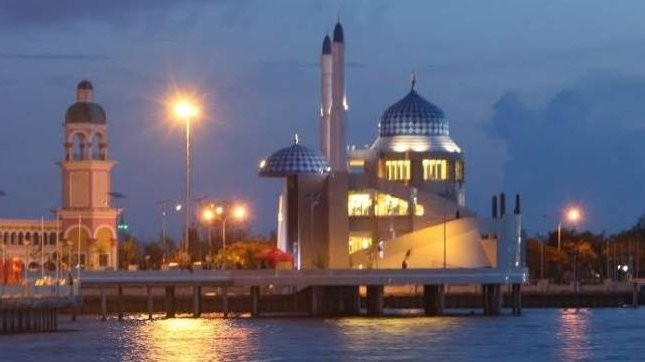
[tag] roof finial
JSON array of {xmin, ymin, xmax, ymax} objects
[
  {"xmin": 411, "ymin": 71, "xmax": 417, "ymax": 90},
  {"xmin": 294, "ymin": 133, "xmax": 299, "ymax": 145}
]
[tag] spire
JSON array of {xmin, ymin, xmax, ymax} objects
[
  {"xmin": 411, "ymin": 71, "xmax": 417, "ymax": 90},
  {"xmin": 333, "ymin": 21, "xmax": 344, "ymax": 43},
  {"xmin": 322, "ymin": 35, "xmax": 331, "ymax": 55}
]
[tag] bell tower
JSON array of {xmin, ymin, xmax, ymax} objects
[{"xmin": 58, "ymin": 80, "xmax": 119, "ymax": 270}]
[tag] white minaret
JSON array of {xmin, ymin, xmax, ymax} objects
[
  {"xmin": 320, "ymin": 35, "xmax": 333, "ymax": 159},
  {"xmin": 329, "ymin": 21, "xmax": 347, "ymax": 171}
]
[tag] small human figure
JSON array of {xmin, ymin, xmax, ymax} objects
[{"xmin": 402, "ymin": 260, "xmax": 408, "ymax": 269}]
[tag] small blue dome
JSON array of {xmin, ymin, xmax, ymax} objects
[
  {"xmin": 259, "ymin": 137, "xmax": 330, "ymax": 177},
  {"xmin": 378, "ymin": 89, "xmax": 448, "ymax": 137}
]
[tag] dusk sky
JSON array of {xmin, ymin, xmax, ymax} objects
[{"xmin": 2, "ymin": 0, "xmax": 645, "ymax": 240}]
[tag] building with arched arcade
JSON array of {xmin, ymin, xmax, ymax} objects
[{"xmin": 0, "ymin": 81, "xmax": 119, "ymax": 278}]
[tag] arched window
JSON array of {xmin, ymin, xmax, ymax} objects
[
  {"xmin": 91, "ymin": 132, "xmax": 106, "ymax": 160},
  {"xmin": 72, "ymin": 133, "xmax": 87, "ymax": 160},
  {"xmin": 50, "ymin": 232, "xmax": 57, "ymax": 245},
  {"xmin": 18, "ymin": 232, "xmax": 23, "ymax": 245},
  {"xmin": 10, "ymin": 232, "xmax": 16, "ymax": 245}
]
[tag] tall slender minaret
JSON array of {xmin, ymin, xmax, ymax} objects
[
  {"xmin": 328, "ymin": 21, "xmax": 347, "ymax": 171},
  {"xmin": 320, "ymin": 35, "xmax": 332, "ymax": 159},
  {"xmin": 323, "ymin": 21, "xmax": 350, "ymax": 268}
]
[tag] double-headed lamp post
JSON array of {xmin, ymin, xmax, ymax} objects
[
  {"xmin": 215, "ymin": 204, "xmax": 247, "ymax": 250},
  {"xmin": 171, "ymin": 98, "xmax": 200, "ymax": 254}
]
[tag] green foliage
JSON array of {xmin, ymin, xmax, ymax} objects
[{"xmin": 211, "ymin": 241, "xmax": 273, "ymax": 269}]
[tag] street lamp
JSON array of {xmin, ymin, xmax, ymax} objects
[
  {"xmin": 170, "ymin": 97, "xmax": 200, "ymax": 255},
  {"xmin": 558, "ymin": 206, "xmax": 583, "ymax": 251},
  {"xmin": 215, "ymin": 203, "xmax": 247, "ymax": 250},
  {"xmin": 201, "ymin": 207, "xmax": 216, "ymax": 260}
]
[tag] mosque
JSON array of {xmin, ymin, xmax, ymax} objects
[
  {"xmin": 0, "ymin": 81, "xmax": 120, "ymax": 277},
  {"xmin": 260, "ymin": 22, "xmax": 522, "ymax": 271}
]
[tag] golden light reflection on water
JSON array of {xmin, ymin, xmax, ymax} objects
[
  {"xmin": 557, "ymin": 309, "xmax": 592, "ymax": 361},
  {"xmin": 120, "ymin": 317, "xmax": 254, "ymax": 362}
]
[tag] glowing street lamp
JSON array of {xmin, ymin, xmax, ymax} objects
[
  {"xmin": 558, "ymin": 205, "xmax": 583, "ymax": 251},
  {"xmin": 170, "ymin": 96, "xmax": 200, "ymax": 255},
  {"xmin": 205, "ymin": 202, "xmax": 248, "ymax": 251}
]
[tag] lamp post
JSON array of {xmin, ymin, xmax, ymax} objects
[
  {"xmin": 171, "ymin": 98, "xmax": 200, "ymax": 256},
  {"xmin": 558, "ymin": 206, "xmax": 582, "ymax": 251},
  {"xmin": 215, "ymin": 204, "xmax": 248, "ymax": 251},
  {"xmin": 201, "ymin": 207, "xmax": 215, "ymax": 260}
]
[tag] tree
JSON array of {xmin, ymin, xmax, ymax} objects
[
  {"xmin": 118, "ymin": 236, "xmax": 140, "ymax": 269},
  {"xmin": 212, "ymin": 241, "xmax": 273, "ymax": 269}
]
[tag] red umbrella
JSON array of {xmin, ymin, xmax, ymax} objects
[{"xmin": 255, "ymin": 247, "xmax": 293, "ymax": 263}]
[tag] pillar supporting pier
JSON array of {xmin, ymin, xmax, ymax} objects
[
  {"xmin": 423, "ymin": 284, "xmax": 445, "ymax": 316},
  {"xmin": 511, "ymin": 283, "xmax": 522, "ymax": 315},
  {"xmin": 165, "ymin": 286, "xmax": 176, "ymax": 318},
  {"xmin": 146, "ymin": 286, "xmax": 153, "ymax": 320},
  {"xmin": 366, "ymin": 285, "xmax": 384, "ymax": 317},
  {"xmin": 100, "ymin": 287, "xmax": 107, "ymax": 321},
  {"xmin": 117, "ymin": 285, "xmax": 124, "ymax": 321},
  {"xmin": 193, "ymin": 285, "xmax": 202, "ymax": 318},
  {"xmin": 250, "ymin": 286, "xmax": 261, "ymax": 317},
  {"xmin": 482, "ymin": 284, "xmax": 502, "ymax": 316}
]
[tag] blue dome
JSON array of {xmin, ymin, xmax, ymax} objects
[
  {"xmin": 259, "ymin": 137, "xmax": 330, "ymax": 177},
  {"xmin": 378, "ymin": 89, "xmax": 448, "ymax": 137}
]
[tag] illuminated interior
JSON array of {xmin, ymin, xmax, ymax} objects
[
  {"xmin": 374, "ymin": 193, "xmax": 408, "ymax": 216},
  {"xmin": 349, "ymin": 191, "xmax": 424, "ymax": 216},
  {"xmin": 385, "ymin": 160, "xmax": 410, "ymax": 181},
  {"xmin": 422, "ymin": 159, "xmax": 447, "ymax": 180},
  {"xmin": 349, "ymin": 233, "xmax": 373, "ymax": 253},
  {"xmin": 348, "ymin": 192, "xmax": 372, "ymax": 216}
]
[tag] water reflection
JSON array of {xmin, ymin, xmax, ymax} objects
[
  {"xmin": 118, "ymin": 317, "xmax": 255, "ymax": 362},
  {"xmin": 557, "ymin": 309, "xmax": 592, "ymax": 361}
]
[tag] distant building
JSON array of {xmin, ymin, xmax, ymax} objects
[
  {"xmin": 0, "ymin": 81, "xmax": 119, "ymax": 274},
  {"xmin": 260, "ymin": 22, "xmax": 522, "ymax": 271}
]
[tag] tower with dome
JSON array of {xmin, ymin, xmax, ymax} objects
[{"xmin": 260, "ymin": 21, "xmax": 522, "ymax": 271}]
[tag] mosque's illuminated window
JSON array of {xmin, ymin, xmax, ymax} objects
[
  {"xmin": 455, "ymin": 160, "xmax": 464, "ymax": 181},
  {"xmin": 374, "ymin": 193, "xmax": 408, "ymax": 216},
  {"xmin": 349, "ymin": 192, "xmax": 425, "ymax": 217},
  {"xmin": 385, "ymin": 160, "xmax": 410, "ymax": 181},
  {"xmin": 348, "ymin": 192, "xmax": 372, "ymax": 216},
  {"xmin": 349, "ymin": 233, "xmax": 373, "ymax": 254},
  {"xmin": 423, "ymin": 159, "xmax": 447, "ymax": 180}
]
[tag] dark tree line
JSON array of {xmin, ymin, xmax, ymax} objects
[{"xmin": 526, "ymin": 215, "xmax": 645, "ymax": 282}]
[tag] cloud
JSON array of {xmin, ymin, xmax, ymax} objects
[{"xmin": 486, "ymin": 70, "xmax": 645, "ymax": 233}]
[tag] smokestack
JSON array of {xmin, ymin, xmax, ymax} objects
[
  {"xmin": 514, "ymin": 194, "xmax": 521, "ymax": 215},
  {"xmin": 500, "ymin": 193, "xmax": 506, "ymax": 217},
  {"xmin": 492, "ymin": 195, "xmax": 498, "ymax": 219}
]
